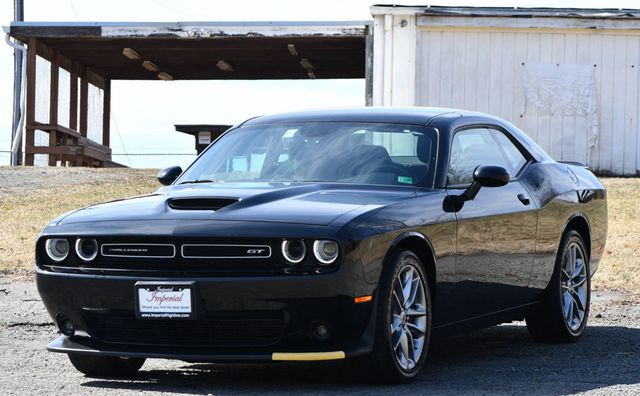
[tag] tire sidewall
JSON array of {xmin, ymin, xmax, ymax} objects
[
  {"xmin": 68, "ymin": 354, "xmax": 145, "ymax": 377},
  {"xmin": 554, "ymin": 231, "xmax": 591, "ymax": 338},
  {"xmin": 375, "ymin": 250, "xmax": 432, "ymax": 381}
]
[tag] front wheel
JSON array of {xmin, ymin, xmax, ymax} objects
[
  {"xmin": 370, "ymin": 250, "xmax": 432, "ymax": 384},
  {"xmin": 68, "ymin": 354, "xmax": 145, "ymax": 377},
  {"xmin": 526, "ymin": 230, "xmax": 591, "ymax": 342}
]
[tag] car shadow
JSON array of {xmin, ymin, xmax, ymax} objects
[{"xmin": 80, "ymin": 324, "xmax": 640, "ymax": 395}]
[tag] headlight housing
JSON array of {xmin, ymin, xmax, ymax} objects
[
  {"xmin": 312, "ymin": 240, "xmax": 339, "ymax": 265},
  {"xmin": 45, "ymin": 238, "xmax": 69, "ymax": 262},
  {"xmin": 75, "ymin": 238, "xmax": 98, "ymax": 262},
  {"xmin": 281, "ymin": 239, "xmax": 306, "ymax": 264}
]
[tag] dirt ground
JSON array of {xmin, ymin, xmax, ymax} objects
[{"xmin": 1, "ymin": 277, "xmax": 638, "ymax": 395}]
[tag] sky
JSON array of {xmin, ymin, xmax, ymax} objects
[{"xmin": 1, "ymin": 0, "xmax": 639, "ymax": 168}]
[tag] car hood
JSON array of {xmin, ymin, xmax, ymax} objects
[{"xmin": 55, "ymin": 182, "xmax": 420, "ymax": 226}]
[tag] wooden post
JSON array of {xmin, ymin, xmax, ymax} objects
[
  {"xmin": 48, "ymin": 51, "xmax": 59, "ymax": 165},
  {"xmin": 24, "ymin": 38, "xmax": 37, "ymax": 166},
  {"xmin": 102, "ymin": 79, "xmax": 111, "ymax": 148},
  {"xmin": 79, "ymin": 66, "xmax": 88, "ymax": 138},
  {"xmin": 69, "ymin": 62, "xmax": 79, "ymax": 131}
]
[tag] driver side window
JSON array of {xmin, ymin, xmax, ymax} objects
[{"xmin": 448, "ymin": 128, "xmax": 525, "ymax": 186}]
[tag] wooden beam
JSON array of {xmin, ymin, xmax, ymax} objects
[
  {"xmin": 32, "ymin": 40, "xmax": 76, "ymax": 77},
  {"xmin": 25, "ymin": 38, "xmax": 38, "ymax": 166},
  {"xmin": 69, "ymin": 62, "xmax": 79, "ymax": 131},
  {"xmin": 10, "ymin": 25, "xmax": 101, "ymax": 39},
  {"xmin": 102, "ymin": 79, "xmax": 111, "ymax": 147},
  {"xmin": 81, "ymin": 143, "xmax": 111, "ymax": 162},
  {"xmin": 86, "ymin": 68, "xmax": 107, "ymax": 90},
  {"xmin": 26, "ymin": 145, "xmax": 82, "ymax": 156},
  {"xmin": 48, "ymin": 51, "xmax": 59, "ymax": 165},
  {"xmin": 79, "ymin": 66, "xmax": 88, "ymax": 137},
  {"xmin": 57, "ymin": 53, "xmax": 73, "ymax": 73},
  {"xmin": 30, "ymin": 122, "xmax": 83, "ymax": 139},
  {"xmin": 35, "ymin": 40, "xmax": 54, "ymax": 61}
]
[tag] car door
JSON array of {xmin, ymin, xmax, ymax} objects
[{"xmin": 446, "ymin": 126, "xmax": 539, "ymax": 320}]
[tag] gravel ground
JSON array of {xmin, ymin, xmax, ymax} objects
[{"xmin": 0, "ymin": 277, "xmax": 638, "ymax": 395}]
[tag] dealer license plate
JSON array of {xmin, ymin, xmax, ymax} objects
[{"xmin": 135, "ymin": 283, "xmax": 194, "ymax": 319}]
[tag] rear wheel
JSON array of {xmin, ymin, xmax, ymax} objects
[
  {"xmin": 370, "ymin": 250, "xmax": 432, "ymax": 384},
  {"xmin": 68, "ymin": 354, "xmax": 145, "ymax": 377},
  {"xmin": 526, "ymin": 230, "xmax": 590, "ymax": 342}
]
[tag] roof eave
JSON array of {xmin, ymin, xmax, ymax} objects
[
  {"xmin": 7, "ymin": 20, "xmax": 372, "ymax": 42},
  {"xmin": 370, "ymin": 5, "xmax": 640, "ymax": 20}
]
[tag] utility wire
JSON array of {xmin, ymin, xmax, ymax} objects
[
  {"xmin": 112, "ymin": 153, "xmax": 195, "ymax": 156},
  {"xmin": 150, "ymin": 0, "xmax": 199, "ymax": 19},
  {"xmin": 110, "ymin": 112, "xmax": 132, "ymax": 167},
  {"xmin": 68, "ymin": 0, "xmax": 78, "ymax": 19},
  {"xmin": 0, "ymin": 150, "xmax": 193, "ymax": 156}
]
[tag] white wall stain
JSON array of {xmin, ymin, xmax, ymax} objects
[{"xmin": 523, "ymin": 64, "xmax": 599, "ymax": 162}]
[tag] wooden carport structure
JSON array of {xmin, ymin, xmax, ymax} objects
[
  {"xmin": 175, "ymin": 124, "xmax": 232, "ymax": 155},
  {"xmin": 7, "ymin": 21, "xmax": 371, "ymax": 167}
]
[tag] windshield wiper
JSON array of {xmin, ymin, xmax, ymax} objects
[{"xmin": 179, "ymin": 179, "xmax": 220, "ymax": 185}]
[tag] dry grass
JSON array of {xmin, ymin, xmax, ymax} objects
[
  {"xmin": 0, "ymin": 167, "xmax": 158, "ymax": 274},
  {"xmin": 0, "ymin": 167, "xmax": 637, "ymax": 292},
  {"xmin": 593, "ymin": 178, "xmax": 640, "ymax": 292}
]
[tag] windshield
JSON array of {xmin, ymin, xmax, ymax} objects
[{"xmin": 177, "ymin": 122, "xmax": 438, "ymax": 187}]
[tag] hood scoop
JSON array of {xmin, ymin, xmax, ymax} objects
[{"xmin": 168, "ymin": 197, "xmax": 239, "ymax": 211}]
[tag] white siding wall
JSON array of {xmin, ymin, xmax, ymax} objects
[
  {"xmin": 373, "ymin": 14, "xmax": 417, "ymax": 106},
  {"xmin": 373, "ymin": 14, "xmax": 640, "ymax": 175}
]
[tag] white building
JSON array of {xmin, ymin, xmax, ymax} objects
[{"xmin": 371, "ymin": 6, "xmax": 640, "ymax": 175}]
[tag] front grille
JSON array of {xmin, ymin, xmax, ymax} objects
[
  {"xmin": 101, "ymin": 243, "xmax": 175, "ymax": 258},
  {"xmin": 84, "ymin": 311, "xmax": 285, "ymax": 347},
  {"xmin": 181, "ymin": 244, "xmax": 271, "ymax": 259},
  {"xmin": 72, "ymin": 237, "xmax": 286, "ymax": 276}
]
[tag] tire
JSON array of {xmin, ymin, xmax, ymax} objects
[
  {"xmin": 68, "ymin": 354, "xmax": 145, "ymax": 377},
  {"xmin": 369, "ymin": 250, "xmax": 432, "ymax": 384},
  {"xmin": 526, "ymin": 230, "xmax": 591, "ymax": 343}
]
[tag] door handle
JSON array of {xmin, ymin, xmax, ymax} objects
[{"xmin": 517, "ymin": 193, "xmax": 531, "ymax": 206}]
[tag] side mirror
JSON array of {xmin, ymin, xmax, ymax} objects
[
  {"xmin": 473, "ymin": 165, "xmax": 510, "ymax": 188},
  {"xmin": 443, "ymin": 165, "xmax": 510, "ymax": 212},
  {"xmin": 461, "ymin": 165, "xmax": 510, "ymax": 201},
  {"xmin": 157, "ymin": 166, "xmax": 183, "ymax": 186}
]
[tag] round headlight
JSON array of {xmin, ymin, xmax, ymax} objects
[
  {"xmin": 75, "ymin": 238, "xmax": 98, "ymax": 262},
  {"xmin": 313, "ymin": 240, "xmax": 339, "ymax": 265},
  {"xmin": 281, "ymin": 239, "xmax": 306, "ymax": 264},
  {"xmin": 45, "ymin": 238, "xmax": 69, "ymax": 262}
]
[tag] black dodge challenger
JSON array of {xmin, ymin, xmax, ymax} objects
[{"xmin": 36, "ymin": 107, "xmax": 607, "ymax": 383}]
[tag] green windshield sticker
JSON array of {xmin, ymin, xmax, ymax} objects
[{"xmin": 397, "ymin": 176, "xmax": 413, "ymax": 184}]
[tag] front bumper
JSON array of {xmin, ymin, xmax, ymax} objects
[
  {"xmin": 36, "ymin": 267, "xmax": 377, "ymax": 361},
  {"xmin": 47, "ymin": 335, "xmax": 368, "ymax": 361}
]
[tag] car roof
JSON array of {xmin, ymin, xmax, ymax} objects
[
  {"xmin": 239, "ymin": 106, "xmax": 553, "ymax": 167},
  {"xmin": 241, "ymin": 107, "xmax": 484, "ymax": 126}
]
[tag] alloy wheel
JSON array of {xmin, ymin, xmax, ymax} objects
[
  {"xmin": 561, "ymin": 241, "xmax": 588, "ymax": 332},
  {"xmin": 390, "ymin": 263, "xmax": 428, "ymax": 371}
]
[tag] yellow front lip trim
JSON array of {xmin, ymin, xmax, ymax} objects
[{"xmin": 271, "ymin": 351, "xmax": 346, "ymax": 361}]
